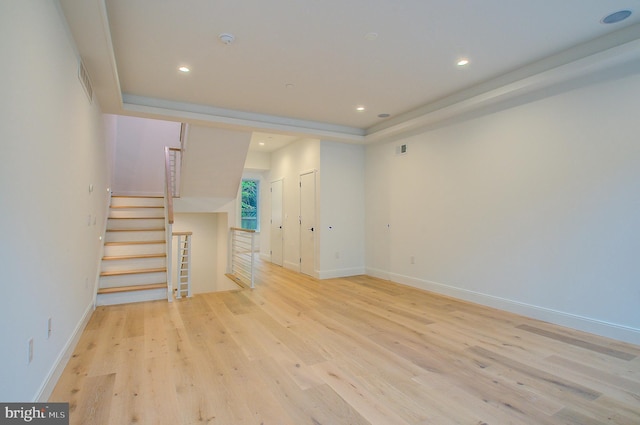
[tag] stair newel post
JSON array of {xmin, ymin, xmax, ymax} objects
[{"xmin": 164, "ymin": 146, "xmax": 174, "ymax": 302}]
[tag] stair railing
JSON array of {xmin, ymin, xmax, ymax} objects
[
  {"xmin": 173, "ymin": 231, "xmax": 193, "ymax": 298},
  {"xmin": 164, "ymin": 146, "xmax": 182, "ymax": 301},
  {"xmin": 227, "ymin": 227, "xmax": 256, "ymax": 288}
]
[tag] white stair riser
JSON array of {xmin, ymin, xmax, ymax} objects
[
  {"xmin": 111, "ymin": 197, "xmax": 164, "ymax": 208},
  {"xmin": 109, "ymin": 208, "xmax": 164, "ymax": 218},
  {"xmin": 101, "ymin": 257, "xmax": 166, "ymax": 273},
  {"xmin": 107, "ymin": 218, "xmax": 165, "ymax": 230},
  {"xmin": 103, "ymin": 243, "xmax": 166, "ymax": 257},
  {"xmin": 99, "ymin": 271, "xmax": 166, "ymax": 288},
  {"xmin": 96, "ymin": 288, "xmax": 167, "ymax": 306},
  {"xmin": 105, "ymin": 230, "xmax": 166, "ymax": 243}
]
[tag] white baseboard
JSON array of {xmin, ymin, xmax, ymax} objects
[
  {"xmin": 364, "ymin": 267, "xmax": 391, "ymax": 281},
  {"xmin": 36, "ymin": 301, "xmax": 95, "ymax": 402},
  {"xmin": 318, "ymin": 267, "xmax": 366, "ymax": 279},
  {"xmin": 388, "ymin": 271, "xmax": 640, "ymax": 345},
  {"xmin": 259, "ymin": 253, "xmax": 271, "ymax": 262},
  {"xmin": 283, "ymin": 260, "xmax": 300, "ymax": 272}
]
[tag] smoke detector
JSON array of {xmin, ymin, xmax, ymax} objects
[{"xmin": 219, "ymin": 33, "xmax": 235, "ymax": 45}]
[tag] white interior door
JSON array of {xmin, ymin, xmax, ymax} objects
[
  {"xmin": 270, "ymin": 179, "xmax": 284, "ymax": 266},
  {"xmin": 300, "ymin": 171, "xmax": 316, "ymax": 276}
]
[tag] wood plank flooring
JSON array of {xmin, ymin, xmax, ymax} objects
[{"xmin": 50, "ymin": 261, "xmax": 640, "ymax": 424}]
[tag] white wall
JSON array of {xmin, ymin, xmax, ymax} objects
[
  {"xmin": 0, "ymin": 1, "xmax": 112, "ymax": 400},
  {"xmin": 179, "ymin": 125, "xmax": 251, "ymax": 206},
  {"xmin": 319, "ymin": 141, "xmax": 366, "ymax": 278},
  {"xmin": 113, "ymin": 116, "xmax": 181, "ymax": 195},
  {"xmin": 270, "ymin": 139, "xmax": 321, "ymax": 271},
  {"xmin": 245, "ymin": 150, "xmax": 271, "ymax": 171},
  {"xmin": 103, "ymin": 114, "xmax": 118, "ymax": 191},
  {"xmin": 365, "ymin": 70, "xmax": 640, "ymax": 344}
]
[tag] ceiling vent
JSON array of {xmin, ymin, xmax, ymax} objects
[{"xmin": 78, "ymin": 58, "xmax": 93, "ymax": 103}]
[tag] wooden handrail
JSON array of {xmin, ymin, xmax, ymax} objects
[{"xmin": 230, "ymin": 227, "xmax": 256, "ymax": 233}]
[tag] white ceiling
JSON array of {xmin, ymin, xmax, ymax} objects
[
  {"xmin": 61, "ymin": 0, "xmax": 640, "ymax": 146},
  {"xmin": 249, "ymin": 132, "xmax": 303, "ymax": 153}
]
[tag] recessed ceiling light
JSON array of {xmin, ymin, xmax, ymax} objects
[
  {"xmin": 285, "ymin": 83, "xmax": 295, "ymax": 89},
  {"xmin": 259, "ymin": 142, "xmax": 265, "ymax": 146},
  {"xmin": 178, "ymin": 66, "xmax": 190, "ymax": 73},
  {"xmin": 457, "ymin": 59, "xmax": 470, "ymax": 67},
  {"xmin": 356, "ymin": 106, "xmax": 366, "ymax": 111},
  {"xmin": 601, "ymin": 10, "xmax": 632, "ymax": 24},
  {"xmin": 378, "ymin": 113, "xmax": 391, "ymax": 118},
  {"xmin": 364, "ymin": 32, "xmax": 378, "ymax": 41}
]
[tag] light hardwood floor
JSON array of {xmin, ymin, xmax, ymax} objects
[{"xmin": 50, "ymin": 261, "xmax": 640, "ymax": 424}]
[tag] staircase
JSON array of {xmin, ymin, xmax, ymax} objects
[{"xmin": 96, "ymin": 195, "xmax": 169, "ymax": 305}]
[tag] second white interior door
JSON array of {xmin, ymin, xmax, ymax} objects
[{"xmin": 299, "ymin": 171, "xmax": 316, "ymax": 276}]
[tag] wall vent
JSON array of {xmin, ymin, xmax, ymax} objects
[{"xmin": 78, "ymin": 58, "xmax": 93, "ymax": 103}]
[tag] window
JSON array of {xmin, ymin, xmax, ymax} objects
[{"xmin": 241, "ymin": 179, "xmax": 259, "ymax": 230}]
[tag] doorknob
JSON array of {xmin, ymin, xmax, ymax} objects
[{"xmin": 309, "ymin": 227, "xmax": 314, "ymax": 231}]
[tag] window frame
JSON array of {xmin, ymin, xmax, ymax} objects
[{"xmin": 240, "ymin": 178, "xmax": 260, "ymax": 231}]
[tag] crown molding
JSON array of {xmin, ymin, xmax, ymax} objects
[
  {"xmin": 121, "ymin": 95, "xmax": 366, "ymax": 144},
  {"xmin": 364, "ymin": 24, "xmax": 640, "ymax": 143}
]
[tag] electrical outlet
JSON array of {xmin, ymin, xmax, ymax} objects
[
  {"xmin": 47, "ymin": 318, "xmax": 52, "ymax": 339},
  {"xmin": 28, "ymin": 338, "xmax": 33, "ymax": 364}
]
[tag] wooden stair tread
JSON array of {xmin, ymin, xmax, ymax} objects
[
  {"xmin": 100, "ymin": 267, "xmax": 166, "ymax": 277},
  {"xmin": 104, "ymin": 240, "xmax": 166, "ymax": 246},
  {"xmin": 102, "ymin": 254, "xmax": 166, "ymax": 261},
  {"xmin": 97, "ymin": 283, "xmax": 167, "ymax": 294},
  {"xmin": 106, "ymin": 228, "xmax": 165, "ymax": 232}
]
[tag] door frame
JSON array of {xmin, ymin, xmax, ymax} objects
[
  {"xmin": 270, "ymin": 178, "xmax": 284, "ymax": 266},
  {"xmin": 299, "ymin": 170, "xmax": 317, "ymax": 277}
]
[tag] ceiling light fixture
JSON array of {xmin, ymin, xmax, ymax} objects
[
  {"xmin": 364, "ymin": 32, "xmax": 378, "ymax": 41},
  {"xmin": 601, "ymin": 10, "xmax": 632, "ymax": 24},
  {"xmin": 178, "ymin": 66, "xmax": 190, "ymax": 73},
  {"xmin": 356, "ymin": 106, "xmax": 366, "ymax": 111},
  {"xmin": 378, "ymin": 113, "xmax": 390, "ymax": 118},
  {"xmin": 259, "ymin": 142, "xmax": 265, "ymax": 146},
  {"xmin": 219, "ymin": 33, "xmax": 235, "ymax": 45},
  {"xmin": 457, "ymin": 58, "xmax": 470, "ymax": 66}
]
